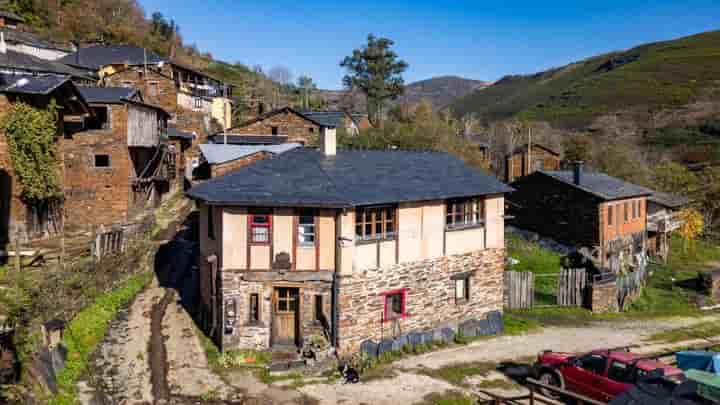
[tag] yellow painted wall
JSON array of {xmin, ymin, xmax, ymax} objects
[
  {"xmin": 485, "ymin": 195, "xmax": 505, "ymax": 249},
  {"xmin": 272, "ymin": 208, "xmax": 293, "ymax": 259},
  {"xmin": 296, "ymin": 246, "xmax": 315, "ymax": 270},
  {"xmin": 319, "ymin": 210, "xmax": 336, "ymax": 270},
  {"xmin": 445, "ymin": 227, "xmax": 485, "ymax": 256},
  {"xmin": 422, "ymin": 201, "xmax": 445, "ymax": 259},
  {"xmin": 398, "ymin": 202, "xmax": 423, "ymax": 262},
  {"xmin": 250, "ymin": 245, "xmax": 271, "ymax": 269},
  {"xmin": 221, "ymin": 207, "xmax": 247, "ymax": 269}
]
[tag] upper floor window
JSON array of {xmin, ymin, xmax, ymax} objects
[
  {"xmin": 86, "ymin": 106, "xmax": 110, "ymax": 130},
  {"xmin": 147, "ymin": 81, "xmax": 159, "ymax": 97},
  {"xmin": 608, "ymin": 205, "xmax": 614, "ymax": 226},
  {"xmin": 250, "ymin": 211, "xmax": 271, "ymax": 244},
  {"xmin": 446, "ymin": 197, "xmax": 484, "ymax": 230},
  {"xmin": 271, "ymin": 126, "xmax": 279, "ymax": 135},
  {"xmin": 355, "ymin": 206, "xmax": 395, "ymax": 242},
  {"xmin": 624, "ymin": 202, "xmax": 630, "ymax": 223},
  {"xmin": 298, "ymin": 209, "xmax": 316, "ymax": 246}
]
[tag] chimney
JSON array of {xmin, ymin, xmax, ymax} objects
[
  {"xmin": 320, "ymin": 126, "xmax": 336, "ymax": 157},
  {"xmin": 0, "ymin": 32, "xmax": 6, "ymax": 54},
  {"xmin": 573, "ymin": 161, "xmax": 584, "ymax": 185}
]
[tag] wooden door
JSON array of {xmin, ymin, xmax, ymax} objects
[{"xmin": 273, "ymin": 287, "xmax": 299, "ymax": 346}]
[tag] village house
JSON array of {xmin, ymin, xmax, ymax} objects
[
  {"xmin": 646, "ymin": 191, "xmax": 690, "ymax": 261},
  {"xmin": 58, "ymin": 45, "xmax": 233, "ymax": 131},
  {"xmin": 505, "ymin": 143, "xmax": 561, "ymax": 183},
  {"xmin": 0, "ymin": 8, "xmax": 74, "ymax": 61},
  {"xmin": 300, "ymin": 110, "xmax": 370, "ymax": 135},
  {"xmin": 508, "ymin": 162, "xmax": 652, "ymax": 273},
  {"xmin": 0, "ymin": 36, "xmax": 91, "ymax": 84},
  {"xmin": 219, "ymin": 106, "xmax": 329, "ymax": 145},
  {"xmin": 63, "ymin": 86, "xmax": 172, "ymax": 230},
  {"xmin": 195, "ymin": 143, "xmax": 300, "ymax": 180},
  {"xmin": 167, "ymin": 125, "xmax": 194, "ymax": 189},
  {"xmin": 0, "ymin": 74, "xmax": 91, "ymax": 248},
  {"xmin": 186, "ymin": 128, "xmax": 512, "ymax": 355}
]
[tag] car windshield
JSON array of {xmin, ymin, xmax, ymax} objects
[{"xmin": 579, "ymin": 354, "xmax": 607, "ymax": 375}]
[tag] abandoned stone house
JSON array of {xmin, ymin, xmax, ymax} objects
[
  {"xmin": 58, "ymin": 44, "xmax": 233, "ymax": 131},
  {"xmin": 505, "ymin": 143, "xmax": 561, "ymax": 183},
  {"xmin": 195, "ymin": 143, "xmax": 300, "ymax": 180},
  {"xmin": 508, "ymin": 163, "xmax": 652, "ymax": 273},
  {"xmin": 220, "ymin": 107, "xmax": 329, "ymax": 145},
  {"xmin": 62, "ymin": 86, "xmax": 172, "ymax": 230},
  {"xmin": 0, "ymin": 74, "xmax": 91, "ymax": 248},
  {"xmin": 187, "ymin": 128, "xmax": 512, "ymax": 355}
]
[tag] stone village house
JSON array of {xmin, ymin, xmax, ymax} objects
[
  {"xmin": 186, "ymin": 129, "xmax": 513, "ymax": 355},
  {"xmin": 195, "ymin": 143, "xmax": 300, "ymax": 180},
  {"xmin": 63, "ymin": 86, "xmax": 172, "ymax": 230},
  {"xmin": 505, "ymin": 143, "xmax": 561, "ymax": 183},
  {"xmin": 508, "ymin": 162, "xmax": 652, "ymax": 273},
  {"xmin": 217, "ymin": 106, "xmax": 329, "ymax": 146}
]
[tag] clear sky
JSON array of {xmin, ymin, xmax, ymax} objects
[{"xmin": 137, "ymin": 0, "xmax": 719, "ymax": 90}]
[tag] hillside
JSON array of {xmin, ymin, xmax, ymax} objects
[
  {"xmin": 451, "ymin": 30, "xmax": 720, "ymax": 129},
  {"xmin": 399, "ymin": 75, "xmax": 489, "ymax": 108}
]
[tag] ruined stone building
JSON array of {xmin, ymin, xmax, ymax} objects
[
  {"xmin": 64, "ymin": 86, "xmax": 172, "ymax": 230},
  {"xmin": 187, "ymin": 129, "xmax": 512, "ymax": 355},
  {"xmin": 508, "ymin": 162, "xmax": 652, "ymax": 273}
]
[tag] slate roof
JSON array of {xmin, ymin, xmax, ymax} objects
[
  {"xmin": 77, "ymin": 86, "xmax": 137, "ymax": 104},
  {"xmin": 0, "ymin": 49, "xmax": 89, "ymax": 78},
  {"xmin": 199, "ymin": 143, "xmax": 301, "ymax": 165},
  {"xmin": 168, "ymin": 125, "xmax": 195, "ymax": 141},
  {"xmin": 187, "ymin": 148, "xmax": 514, "ymax": 207},
  {"xmin": 232, "ymin": 106, "xmax": 328, "ymax": 130},
  {"xmin": 300, "ymin": 111, "xmax": 349, "ymax": 128},
  {"xmin": 541, "ymin": 171, "xmax": 653, "ymax": 201},
  {"xmin": 208, "ymin": 134, "xmax": 289, "ymax": 145},
  {"xmin": 649, "ymin": 191, "xmax": 691, "ymax": 208},
  {"xmin": 509, "ymin": 143, "xmax": 559, "ymax": 156},
  {"xmin": 0, "ymin": 10, "xmax": 23, "ymax": 22},
  {"xmin": 59, "ymin": 45, "xmax": 164, "ymax": 70},
  {"xmin": 0, "ymin": 74, "xmax": 69, "ymax": 95},
  {"xmin": 0, "ymin": 27, "xmax": 73, "ymax": 51}
]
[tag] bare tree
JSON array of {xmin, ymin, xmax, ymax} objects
[{"xmin": 269, "ymin": 66, "xmax": 293, "ymax": 86}]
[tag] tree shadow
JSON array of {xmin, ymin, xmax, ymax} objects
[{"xmin": 0, "ymin": 169, "xmax": 10, "ymax": 264}]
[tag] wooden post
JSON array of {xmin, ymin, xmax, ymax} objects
[{"xmin": 14, "ymin": 228, "xmax": 20, "ymax": 273}]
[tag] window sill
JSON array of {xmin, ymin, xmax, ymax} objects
[
  {"xmin": 455, "ymin": 298, "xmax": 470, "ymax": 305},
  {"xmin": 445, "ymin": 223, "xmax": 484, "ymax": 232},
  {"xmin": 356, "ymin": 235, "xmax": 396, "ymax": 245},
  {"xmin": 298, "ymin": 243, "xmax": 316, "ymax": 249}
]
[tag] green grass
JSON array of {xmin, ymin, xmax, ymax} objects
[
  {"xmin": 507, "ymin": 234, "xmax": 563, "ymax": 305},
  {"xmin": 418, "ymin": 391, "xmax": 475, "ymax": 405},
  {"xmin": 648, "ymin": 321, "xmax": 720, "ymax": 343},
  {"xmin": 50, "ymin": 271, "xmax": 153, "ymax": 405},
  {"xmin": 503, "ymin": 314, "xmax": 542, "ymax": 335},
  {"xmin": 419, "ymin": 361, "xmax": 495, "ymax": 387}
]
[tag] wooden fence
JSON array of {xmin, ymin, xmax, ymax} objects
[
  {"xmin": 91, "ymin": 220, "xmax": 153, "ymax": 261},
  {"xmin": 617, "ymin": 265, "xmax": 649, "ymax": 309},
  {"xmin": 504, "ymin": 271, "xmax": 534, "ymax": 309},
  {"xmin": 557, "ymin": 268, "xmax": 587, "ymax": 307}
]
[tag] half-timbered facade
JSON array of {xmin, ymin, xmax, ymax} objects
[{"xmin": 187, "ymin": 129, "xmax": 512, "ymax": 355}]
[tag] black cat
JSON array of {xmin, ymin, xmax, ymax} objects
[{"xmin": 339, "ymin": 363, "xmax": 360, "ymax": 384}]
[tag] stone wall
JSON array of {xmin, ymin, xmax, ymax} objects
[
  {"xmin": 336, "ymin": 248, "xmax": 505, "ymax": 356},
  {"xmin": 590, "ymin": 281, "xmax": 618, "ymax": 313},
  {"xmin": 211, "ymin": 151, "xmax": 270, "ymax": 178},
  {"xmin": 230, "ymin": 110, "xmax": 320, "ymax": 145},
  {"xmin": 104, "ymin": 66, "xmax": 178, "ymax": 115}
]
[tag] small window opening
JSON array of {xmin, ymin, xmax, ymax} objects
[{"xmin": 94, "ymin": 154, "xmax": 110, "ymax": 167}]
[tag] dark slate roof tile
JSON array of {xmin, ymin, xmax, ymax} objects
[
  {"xmin": 59, "ymin": 44, "xmax": 164, "ymax": 70},
  {"xmin": 0, "ymin": 74, "xmax": 69, "ymax": 95},
  {"xmin": 187, "ymin": 148, "xmax": 513, "ymax": 207},
  {"xmin": 77, "ymin": 86, "xmax": 136, "ymax": 103},
  {"xmin": 541, "ymin": 171, "xmax": 653, "ymax": 200},
  {"xmin": 649, "ymin": 191, "xmax": 691, "ymax": 208},
  {"xmin": 0, "ymin": 49, "xmax": 88, "ymax": 77},
  {"xmin": 300, "ymin": 111, "xmax": 348, "ymax": 128},
  {"xmin": 208, "ymin": 134, "xmax": 289, "ymax": 145},
  {"xmin": 0, "ymin": 27, "xmax": 72, "ymax": 51}
]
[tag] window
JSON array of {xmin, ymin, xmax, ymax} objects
[
  {"xmin": 86, "ymin": 106, "xmax": 109, "ymax": 130},
  {"xmin": 355, "ymin": 206, "xmax": 395, "ymax": 241},
  {"xmin": 608, "ymin": 205, "xmax": 614, "ymax": 226},
  {"xmin": 608, "ymin": 361, "xmax": 631, "ymax": 383},
  {"xmin": 455, "ymin": 277, "xmax": 470, "ymax": 302},
  {"xmin": 147, "ymin": 81, "xmax": 159, "ymax": 97},
  {"xmin": 207, "ymin": 206, "xmax": 215, "ymax": 240},
  {"xmin": 632, "ymin": 200, "xmax": 637, "ymax": 220},
  {"xmin": 314, "ymin": 295, "xmax": 324, "ymax": 323},
  {"xmin": 94, "ymin": 154, "xmax": 110, "ymax": 167},
  {"xmin": 308, "ymin": 127, "xmax": 315, "ymax": 134},
  {"xmin": 624, "ymin": 202, "xmax": 630, "ymax": 223},
  {"xmin": 383, "ymin": 289, "xmax": 406, "ymax": 321},
  {"xmin": 194, "ymin": 97, "xmax": 202, "ymax": 109},
  {"xmin": 271, "ymin": 126, "xmax": 279, "ymax": 135},
  {"xmin": 249, "ymin": 293, "xmax": 260, "ymax": 323},
  {"xmin": 579, "ymin": 354, "xmax": 607, "ymax": 375},
  {"xmin": 446, "ymin": 197, "xmax": 484, "ymax": 229},
  {"xmin": 250, "ymin": 211, "xmax": 271, "ymax": 244},
  {"xmin": 298, "ymin": 209, "xmax": 316, "ymax": 246}
]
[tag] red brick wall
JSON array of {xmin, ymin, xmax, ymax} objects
[
  {"xmin": 230, "ymin": 110, "xmax": 319, "ymax": 144},
  {"xmin": 104, "ymin": 66, "xmax": 178, "ymax": 114},
  {"xmin": 62, "ymin": 104, "xmax": 134, "ymax": 230},
  {"xmin": 210, "ymin": 151, "xmax": 270, "ymax": 178}
]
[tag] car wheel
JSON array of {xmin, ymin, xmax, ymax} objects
[{"xmin": 538, "ymin": 371, "xmax": 563, "ymax": 399}]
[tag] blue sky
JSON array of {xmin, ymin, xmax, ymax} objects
[{"xmin": 138, "ymin": 0, "xmax": 719, "ymax": 90}]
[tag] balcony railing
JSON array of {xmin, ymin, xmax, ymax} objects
[{"xmin": 647, "ymin": 211, "xmax": 683, "ymax": 233}]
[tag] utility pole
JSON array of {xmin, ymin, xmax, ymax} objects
[{"xmin": 527, "ymin": 125, "xmax": 533, "ymax": 174}]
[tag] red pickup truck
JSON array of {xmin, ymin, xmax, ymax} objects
[{"xmin": 533, "ymin": 348, "xmax": 684, "ymax": 402}]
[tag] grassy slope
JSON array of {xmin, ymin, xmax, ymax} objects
[
  {"xmin": 452, "ymin": 30, "xmax": 720, "ymax": 129},
  {"xmin": 506, "ymin": 234, "xmax": 563, "ymax": 305}
]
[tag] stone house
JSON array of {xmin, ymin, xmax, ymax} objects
[
  {"xmin": 508, "ymin": 162, "xmax": 652, "ymax": 272},
  {"xmin": 186, "ymin": 129, "xmax": 512, "ymax": 355},
  {"xmin": 195, "ymin": 143, "xmax": 300, "ymax": 180},
  {"xmin": 222, "ymin": 107, "xmax": 328, "ymax": 145},
  {"xmin": 0, "ymin": 74, "xmax": 91, "ymax": 248},
  {"xmin": 505, "ymin": 144, "xmax": 560, "ymax": 183},
  {"xmin": 167, "ymin": 125, "xmax": 194, "ymax": 189},
  {"xmin": 63, "ymin": 86, "xmax": 171, "ymax": 230},
  {"xmin": 300, "ymin": 111, "xmax": 365, "ymax": 135},
  {"xmin": 0, "ymin": 8, "xmax": 73, "ymax": 61},
  {"xmin": 58, "ymin": 45, "xmax": 233, "ymax": 130}
]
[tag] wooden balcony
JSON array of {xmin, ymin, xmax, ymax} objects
[{"xmin": 647, "ymin": 212, "xmax": 683, "ymax": 233}]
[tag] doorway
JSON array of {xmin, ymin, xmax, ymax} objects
[{"xmin": 272, "ymin": 287, "xmax": 300, "ymax": 347}]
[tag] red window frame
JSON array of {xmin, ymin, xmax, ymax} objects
[
  {"xmin": 381, "ymin": 288, "xmax": 407, "ymax": 322},
  {"xmin": 249, "ymin": 212, "xmax": 272, "ymax": 244}
]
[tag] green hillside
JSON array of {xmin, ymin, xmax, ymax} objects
[{"xmin": 452, "ymin": 30, "xmax": 720, "ymax": 129}]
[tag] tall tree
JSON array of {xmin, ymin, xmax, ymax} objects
[
  {"xmin": 297, "ymin": 75, "xmax": 316, "ymax": 110},
  {"xmin": 340, "ymin": 34, "xmax": 408, "ymax": 126}
]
